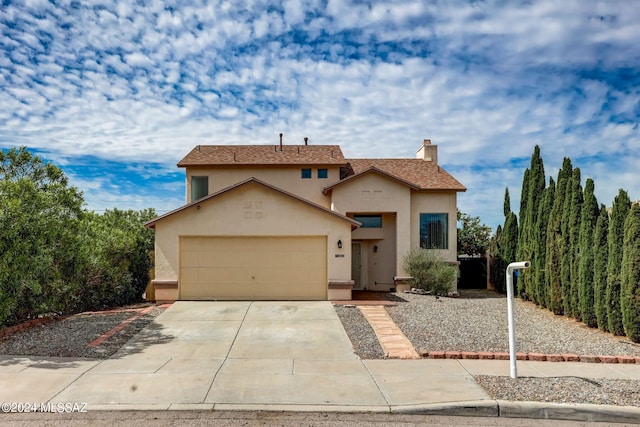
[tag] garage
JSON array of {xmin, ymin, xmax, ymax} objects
[{"xmin": 179, "ymin": 236, "xmax": 327, "ymax": 300}]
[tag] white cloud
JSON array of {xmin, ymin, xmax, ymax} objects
[{"xmin": 0, "ymin": 0, "xmax": 638, "ymax": 223}]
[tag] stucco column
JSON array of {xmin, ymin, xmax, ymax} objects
[{"xmin": 396, "ymin": 208, "xmax": 411, "ymax": 276}]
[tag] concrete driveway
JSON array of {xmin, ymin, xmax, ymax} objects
[{"xmin": 1, "ymin": 301, "xmax": 493, "ymax": 411}]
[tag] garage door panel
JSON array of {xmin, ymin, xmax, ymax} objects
[{"xmin": 179, "ymin": 236, "xmax": 327, "ymax": 300}]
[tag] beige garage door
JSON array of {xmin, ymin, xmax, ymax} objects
[{"xmin": 179, "ymin": 236, "xmax": 327, "ymax": 300}]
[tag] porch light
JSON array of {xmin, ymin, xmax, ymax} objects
[
  {"xmin": 373, "ymin": 245, "xmax": 378, "ymax": 253},
  {"xmin": 337, "ymin": 240, "xmax": 342, "ymax": 249}
]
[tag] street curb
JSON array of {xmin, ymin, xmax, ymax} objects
[
  {"xmin": 389, "ymin": 400, "xmax": 499, "ymax": 417},
  {"xmin": 426, "ymin": 350, "xmax": 640, "ymax": 364},
  {"xmin": 496, "ymin": 400, "xmax": 640, "ymax": 424}
]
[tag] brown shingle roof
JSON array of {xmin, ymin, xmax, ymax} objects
[
  {"xmin": 331, "ymin": 159, "xmax": 466, "ymax": 192},
  {"xmin": 178, "ymin": 145, "xmax": 347, "ymax": 167}
]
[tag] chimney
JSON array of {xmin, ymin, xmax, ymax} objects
[
  {"xmin": 279, "ymin": 133, "xmax": 283, "ymax": 151},
  {"xmin": 416, "ymin": 139, "xmax": 437, "ymax": 163},
  {"xmin": 304, "ymin": 137, "xmax": 308, "ymax": 145}
]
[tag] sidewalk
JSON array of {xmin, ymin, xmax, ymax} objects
[{"xmin": 0, "ymin": 301, "xmax": 639, "ymax": 424}]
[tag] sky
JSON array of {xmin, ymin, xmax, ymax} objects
[{"xmin": 1, "ymin": 0, "xmax": 639, "ymax": 230}]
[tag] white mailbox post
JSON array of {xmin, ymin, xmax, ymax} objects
[{"xmin": 506, "ymin": 261, "xmax": 530, "ymax": 379}]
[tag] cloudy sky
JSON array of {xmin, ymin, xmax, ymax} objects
[{"xmin": 1, "ymin": 0, "xmax": 638, "ymax": 229}]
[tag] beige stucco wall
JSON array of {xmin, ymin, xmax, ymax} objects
[
  {"xmin": 330, "ymin": 173, "xmax": 411, "ymax": 281},
  {"xmin": 185, "ymin": 166, "xmax": 340, "ymax": 207},
  {"xmin": 410, "ymin": 191, "xmax": 459, "ymax": 263},
  {"xmin": 153, "ymin": 181, "xmax": 353, "ymax": 294}
]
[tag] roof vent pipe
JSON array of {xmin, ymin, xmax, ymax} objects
[
  {"xmin": 304, "ymin": 137, "xmax": 308, "ymax": 145},
  {"xmin": 279, "ymin": 133, "xmax": 283, "ymax": 151}
]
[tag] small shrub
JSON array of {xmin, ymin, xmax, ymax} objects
[{"xmin": 403, "ymin": 249, "xmax": 458, "ymax": 295}]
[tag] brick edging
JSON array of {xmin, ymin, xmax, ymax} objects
[
  {"xmin": 424, "ymin": 350, "xmax": 640, "ymax": 364},
  {"xmin": 0, "ymin": 316, "xmax": 61, "ymax": 338}
]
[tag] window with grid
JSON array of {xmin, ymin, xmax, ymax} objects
[{"xmin": 419, "ymin": 213, "xmax": 448, "ymax": 249}]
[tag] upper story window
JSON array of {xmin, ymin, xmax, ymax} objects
[
  {"xmin": 420, "ymin": 213, "xmax": 448, "ymax": 249},
  {"xmin": 191, "ymin": 176, "xmax": 208, "ymax": 201},
  {"xmin": 354, "ymin": 214, "xmax": 382, "ymax": 228},
  {"xmin": 301, "ymin": 168, "xmax": 312, "ymax": 179},
  {"xmin": 317, "ymin": 168, "xmax": 328, "ymax": 179}
]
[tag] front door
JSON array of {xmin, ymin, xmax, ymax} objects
[{"xmin": 351, "ymin": 242, "xmax": 363, "ymax": 290}]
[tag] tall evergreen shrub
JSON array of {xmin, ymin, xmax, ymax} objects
[
  {"xmin": 621, "ymin": 204, "xmax": 640, "ymax": 342},
  {"xmin": 546, "ymin": 158, "xmax": 572, "ymax": 314},
  {"xmin": 533, "ymin": 178, "xmax": 554, "ymax": 307},
  {"xmin": 607, "ymin": 189, "xmax": 631, "ymax": 335},
  {"xmin": 567, "ymin": 168, "xmax": 583, "ymax": 318},
  {"xmin": 593, "ymin": 205, "xmax": 609, "ymax": 331},
  {"xmin": 578, "ymin": 179, "xmax": 599, "ymax": 327}
]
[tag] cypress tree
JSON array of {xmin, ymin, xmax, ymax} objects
[
  {"xmin": 607, "ymin": 189, "xmax": 631, "ymax": 335},
  {"xmin": 504, "ymin": 187, "xmax": 511, "ymax": 218},
  {"xmin": 567, "ymin": 168, "xmax": 583, "ymax": 318},
  {"xmin": 490, "ymin": 225, "xmax": 505, "ymax": 292},
  {"xmin": 560, "ymin": 168, "xmax": 573, "ymax": 316},
  {"xmin": 501, "ymin": 188, "xmax": 518, "ymax": 291},
  {"xmin": 516, "ymin": 169, "xmax": 530, "ymax": 297},
  {"xmin": 593, "ymin": 205, "xmax": 609, "ymax": 331},
  {"xmin": 518, "ymin": 146, "xmax": 545, "ymax": 300},
  {"xmin": 546, "ymin": 158, "xmax": 572, "ymax": 314},
  {"xmin": 621, "ymin": 204, "xmax": 640, "ymax": 342},
  {"xmin": 534, "ymin": 177, "xmax": 554, "ymax": 308},
  {"xmin": 578, "ymin": 178, "xmax": 599, "ymax": 327}
]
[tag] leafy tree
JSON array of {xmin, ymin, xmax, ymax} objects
[
  {"xmin": 621, "ymin": 204, "xmax": 640, "ymax": 342},
  {"xmin": 0, "ymin": 147, "xmax": 155, "ymax": 326},
  {"xmin": 457, "ymin": 210, "xmax": 492, "ymax": 256},
  {"xmin": 578, "ymin": 179, "xmax": 599, "ymax": 327},
  {"xmin": 593, "ymin": 205, "xmax": 609, "ymax": 331},
  {"xmin": 607, "ymin": 189, "xmax": 631, "ymax": 335},
  {"xmin": 77, "ymin": 209, "xmax": 156, "ymax": 310},
  {"xmin": 0, "ymin": 148, "xmax": 85, "ymax": 325}
]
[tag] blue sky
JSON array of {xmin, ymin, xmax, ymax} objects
[{"xmin": 1, "ymin": 0, "xmax": 638, "ymax": 230}]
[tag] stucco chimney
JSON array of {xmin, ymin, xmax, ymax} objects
[{"xmin": 416, "ymin": 139, "xmax": 438, "ymax": 163}]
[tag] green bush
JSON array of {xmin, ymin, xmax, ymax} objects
[{"xmin": 403, "ymin": 249, "xmax": 458, "ymax": 295}]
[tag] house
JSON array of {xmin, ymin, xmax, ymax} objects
[{"xmin": 145, "ymin": 138, "xmax": 466, "ymax": 302}]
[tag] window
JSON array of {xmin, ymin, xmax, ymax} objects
[
  {"xmin": 354, "ymin": 214, "xmax": 382, "ymax": 228},
  {"xmin": 191, "ymin": 176, "xmax": 208, "ymax": 201},
  {"xmin": 420, "ymin": 213, "xmax": 448, "ymax": 249},
  {"xmin": 317, "ymin": 168, "xmax": 328, "ymax": 179},
  {"xmin": 301, "ymin": 168, "xmax": 312, "ymax": 179}
]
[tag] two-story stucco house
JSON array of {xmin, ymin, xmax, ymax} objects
[{"xmin": 145, "ymin": 138, "xmax": 466, "ymax": 302}]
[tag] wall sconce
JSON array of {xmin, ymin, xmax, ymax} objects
[
  {"xmin": 373, "ymin": 245, "xmax": 378, "ymax": 253},
  {"xmin": 337, "ymin": 240, "xmax": 342, "ymax": 249}
]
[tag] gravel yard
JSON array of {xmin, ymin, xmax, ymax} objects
[
  {"xmin": 0, "ymin": 305, "xmax": 165, "ymax": 359},
  {"xmin": 385, "ymin": 289, "xmax": 640, "ymax": 357},
  {"xmin": 335, "ymin": 289, "xmax": 640, "ymax": 407}
]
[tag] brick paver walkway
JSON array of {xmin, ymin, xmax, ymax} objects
[{"xmin": 358, "ymin": 305, "xmax": 420, "ymax": 359}]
